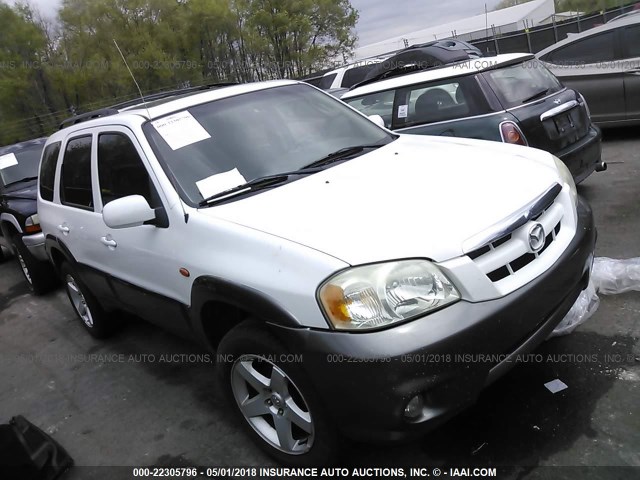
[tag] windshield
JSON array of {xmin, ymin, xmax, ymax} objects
[
  {"xmin": 0, "ymin": 144, "xmax": 43, "ymax": 187},
  {"xmin": 143, "ymin": 83, "xmax": 393, "ymax": 206},
  {"xmin": 483, "ymin": 60, "xmax": 563, "ymax": 109}
]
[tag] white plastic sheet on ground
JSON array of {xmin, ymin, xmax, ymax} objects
[{"xmin": 550, "ymin": 257, "xmax": 640, "ymax": 337}]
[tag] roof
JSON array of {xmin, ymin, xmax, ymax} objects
[
  {"xmin": 342, "ymin": 53, "xmax": 532, "ymax": 99},
  {"xmin": 536, "ymin": 14, "xmax": 640, "ymax": 59},
  {"xmin": 353, "ymin": 0, "xmax": 554, "ymax": 60},
  {"xmin": 52, "ymin": 80, "xmax": 300, "ymax": 137}
]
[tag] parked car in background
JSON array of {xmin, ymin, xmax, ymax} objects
[
  {"xmin": 316, "ymin": 56, "xmax": 389, "ymax": 90},
  {"xmin": 0, "ymin": 138, "xmax": 57, "ymax": 293},
  {"xmin": 342, "ymin": 53, "xmax": 605, "ymax": 183},
  {"xmin": 39, "ymin": 80, "xmax": 595, "ymax": 465},
  {"xmin": 536, "ymin": 15, "xmax": 640, "ymax": 126}
]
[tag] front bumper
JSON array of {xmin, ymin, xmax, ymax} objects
[
  {"xmin": 557, "ymin": 125, "xmax": 602, "ymax": 184},
  {"xmin": 21, "ymin": 232, "xmax": 48, "ymax": 262},
  {"xmin": 271, "ymin": 197, "xmax": 596, "ymax": 442}
]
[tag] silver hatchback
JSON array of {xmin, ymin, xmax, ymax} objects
[{"xmin": 536, "ymin": 15, "xmax": 640, "ymax": 126}]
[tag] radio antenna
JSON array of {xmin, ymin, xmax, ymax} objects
[
  {"xmin": 112, "ymin": 38, "xmax": 190, "ymax": 223},
  {"xmin": 113, "ymin": 39, "xmax": 151, "ymax": 119}
]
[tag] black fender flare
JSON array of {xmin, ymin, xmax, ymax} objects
[
  {"xmin": 44, "ymin": 234, "xmax": 78, "ymax": 273},
  {"xmin": 189, "ymin": 276, "xmax": 302, "ymax": 347}
]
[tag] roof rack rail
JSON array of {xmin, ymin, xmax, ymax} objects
[
  {"xmin": 58, "ymin": 82, "xmax": 237, "ymax": 130},
  {"xmin": 58, "ymin": 109, "xmax": 120, "ymax": 130}
]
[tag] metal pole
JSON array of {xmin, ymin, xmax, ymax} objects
[
  {"xmin": 577, "ymin": 10, "xmax": 581, "ymax": 33},
  {"xmin": 525, "ymin": 20, "xmax": 533, "ymax": 54},
  {"xmin": 492, "ymin": 25, "xmax": 499, "ymax": 55},
  {"xmin": 552, "ymin": 16, "xmax": 558, "ymax": 43}
]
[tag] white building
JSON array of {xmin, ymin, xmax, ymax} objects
[{"xmin": 353, "ymin": 0, "xmax": 555, "ymax": 60}]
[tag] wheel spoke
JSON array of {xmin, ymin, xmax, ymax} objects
[
  {"xmin": 67, "ymin": 282, "xmax": 79, "ymax": 294},
  {"xmin": 274, "ymin": 414, "xmax": 296, "ymax": 451},
  {"xmin": 236, "ymin": 360, "xmax": 270, "ymax": 392},
  {"xmin": 270, "ymin": 366, "xmax": 289, "ymax": 397},
  {"xmin": 239, "ymin": 394, "xmax": 270, "ymax": 418},
  {"xmin": 284, "ymin": 399, "xmax": 312, "ymax": 434}
]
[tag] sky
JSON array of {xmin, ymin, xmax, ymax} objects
[
  {"xmin": 10, "ymin": 0, "xmax": 502, "ymax": 48},
  {"xmin": 350, "ymin": 0, "xmax": 501, "ymax": 46}
]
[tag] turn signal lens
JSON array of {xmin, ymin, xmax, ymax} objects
[
  {"xmin": 24, "ymin": 214, "xmax": 41, "ymax": 234},
  {"xmin": 500, "ymin": 122, "xmax": 527, "ymax": 146}
]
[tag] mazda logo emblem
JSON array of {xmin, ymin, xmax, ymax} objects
[
  {"xmin": 554, "ymin": 98, "xmax": 562, "ymax": 105},
  {"xmin": 528, "ymin": 224, "xmax": 545, "ymax": 252}
]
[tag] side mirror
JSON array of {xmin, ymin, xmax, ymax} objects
[
  {"xmin": 368, "ymin": 115, "xmax": 386, "ymax": 128},
  {"xmin": 102, "ymin": 195, "xmax": 156, "ymax": 229}
]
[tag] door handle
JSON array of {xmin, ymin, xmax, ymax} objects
[
  {"xmin": 100, "ymin": 236, "xmax": 117, "ymax": 248},
  {"xmin": 57, "ymin": 224, "xmax": 70, "ymax": 234}
]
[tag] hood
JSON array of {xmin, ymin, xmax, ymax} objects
[
  {"xmin": 1, "ymin": 180, "xmax": 38, "ymax": 201},
  {"xmin": 200, "ymin": 135, "xmax": 561, "ymax": 265}
]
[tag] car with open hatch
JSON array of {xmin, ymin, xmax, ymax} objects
[
  {"xmin": 0, "ymin": 137, "xmax": 58, "ymax": 294},
  {"xmin": 38, "ymin": 80, "xmax": 596, "ymax": 465},
  {"xmin": 341, "ymin": 52, "xmax": 605, "ymax": 184}
]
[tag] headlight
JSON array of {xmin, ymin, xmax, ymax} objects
[
  {"xmin": 553, "ymin": 155, "xmax": 577, "ymax": 205},
  {"xmin": 318, "ymin": 260, "xmax": 460, "ymax": 330}
]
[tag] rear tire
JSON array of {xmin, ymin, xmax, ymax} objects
[
  {"xmin": 217, "ymin": 321, "xmax": 339, "ymax": 466},
  {"xmin": 11, "ymin": 234, "xmax": 58, "ymax": 295},
  {"xmin": 60, "ymin": 262, "xmax": 117, "ymax": 338}
]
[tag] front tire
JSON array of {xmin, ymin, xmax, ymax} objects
[
  {"xmin": 12, "ymin": 234, "xmax": 57, "ymax": 295},
  {"xmin": 60, "ymin": 262, "xmax": 117, "ymax": 338},
  {"xmin": 217, "ymin": 322, "xmax": 339, "ymax": 466}
]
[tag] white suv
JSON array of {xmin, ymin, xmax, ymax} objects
[{"xmin": 38, "ymin": 81, "xmax": 595, "ymax": 465}]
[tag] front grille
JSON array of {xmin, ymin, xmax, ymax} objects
[{"xmin": 467, "ymin": 193, "xmax": 564, "ymax": 284}]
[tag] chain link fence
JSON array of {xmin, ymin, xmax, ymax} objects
[{"xmin": 470, "ymin": 2, "xmax": 640, "ymax": 55}]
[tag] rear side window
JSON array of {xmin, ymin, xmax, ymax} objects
[
  {"xmin": 303, "ymin": 77, "xmax": 323, "ymax": 87},
  {"xmin": 542, "ymin": 31, "xmax": 618, "ymax": 65},
  {"xmin": 60, "ymin": 136, "xmax": 93, "ymax": 210},
  {"xmin": 97, "ymin": 133, "xmax": 160, "ymax": 208},
  {"xmin": 401, "ymin": 81, "xmax": 469, "ymax": 126},
  {"xmin": 39, "ymin": 142, "xmax": 61, "ymax": 201},
  {"xmin": 319, "ymin": 73, "xmax": 337, "ymax": 89},
  {"xmin": 342, "ymin": 64, "xmax": 378, "ymax": 88},
  {"xmin": 484, "ymin": 61, "xmax": 563, "ymax": 109},
  {"xmin": 394, "ymin": 75, "xmax": 491, "ymax": 128},
  {"xmin": 624, "ymin": 25, "xmax": 640, "ymax": 58}
]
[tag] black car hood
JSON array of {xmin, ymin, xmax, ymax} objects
[{"xmin": 1, "ymin": 180, "xmax": 38, "ymax": 201}]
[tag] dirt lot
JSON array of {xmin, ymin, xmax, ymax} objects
[{"xmin": 1, "ymin": 129, "xmax": 638, "ymax": 479}]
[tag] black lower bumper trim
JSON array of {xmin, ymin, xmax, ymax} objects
[{"xmin": 270, "ymin": 197, "xmax": 596, "ymax": 442}]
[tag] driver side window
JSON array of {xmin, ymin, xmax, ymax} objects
[
  {"xmin": 97, "ymin": 133, "xmax": 161, "ymax": 209},
  {"xmin": 344, "ymin": 90, "xmax": 395, "ymax": 128}
]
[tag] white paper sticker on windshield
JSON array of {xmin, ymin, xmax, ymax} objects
[
  {"xmin": 0, "ymin": 153, "xmax": 18, "ymax": 170},
  {"xmin": 151, "ymin": 111, "xmax": 211, "ymax": 150},
  {"xmin": 398, "ymin": 105, "xmax": 408, "ymax": 118},
  {"xmin": 196, "ymin": 168, "xmax": 246, "ymax": 199}
]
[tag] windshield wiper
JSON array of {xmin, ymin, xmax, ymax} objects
[
  {"xmin": 303, "ymin": 144, "xmax": 384, "ymax": 170},
  {"xmin": 4, "ymin": 176, "xmax": 38, "ymax": 187},
  {"xmin": 198, "ymin": 169, "xmax": 321, "ymax": 207},
  {"xmin": 522, "ymin": 88, "xmax": 550, "ymax": 104}
]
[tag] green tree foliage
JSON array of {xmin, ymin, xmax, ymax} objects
[{"xmin": 0, "ymin": 0, "xmax": 358, "ymax": 144}]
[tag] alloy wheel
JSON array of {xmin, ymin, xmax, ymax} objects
[
  {"xmin": 16, "ymin": 252, "xmax": 32, "ymax": 285},
  {"xmin": 65, "ymin": 274, "xmax": 94, "ymax": 327},
  {"xmin": 230, "ymin": 354, "xmax": 314, "ymax": 455}
]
